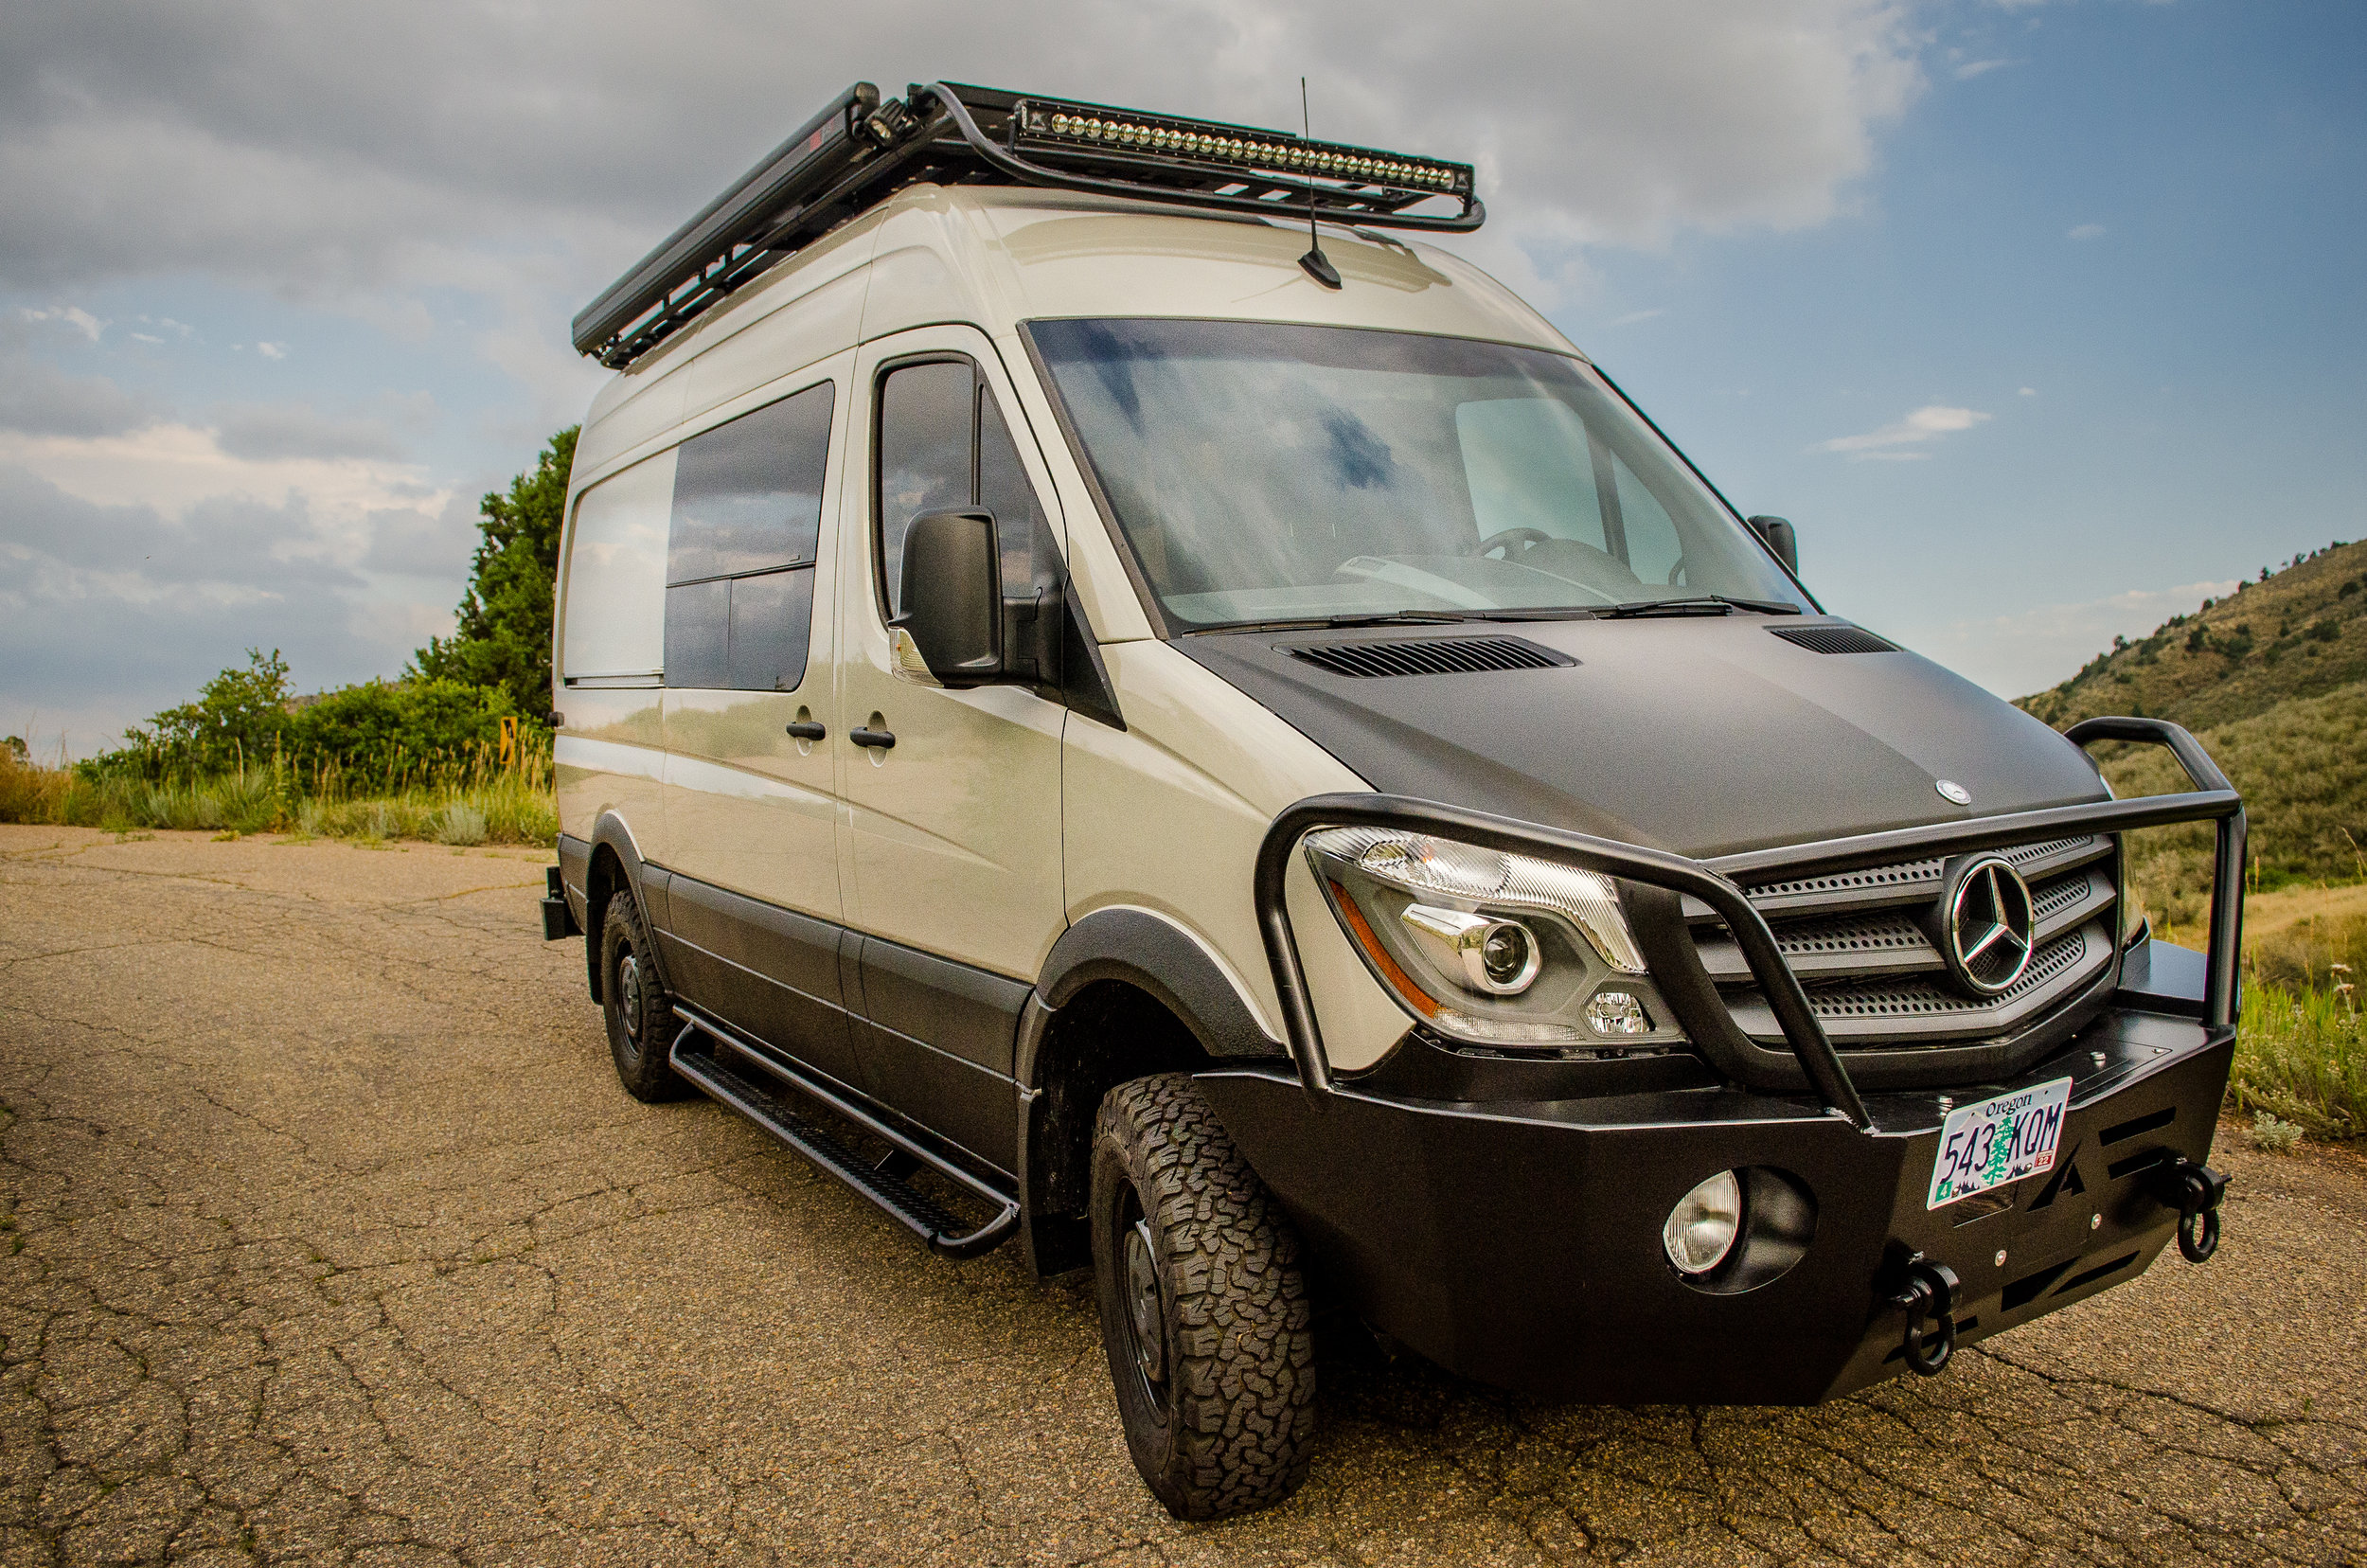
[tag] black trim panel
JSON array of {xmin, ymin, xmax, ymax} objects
[
  {"xmin": 656, "ymin": 874, "xmax": 863, "ymax": 1090},
  {"xmin": 847, "ymin": 1012, "xmax": 1020, "ymax": 1177},
  {"xmin": 666, "ymin": 874, "xmax": 845, "ymax": 1006},
  {"xmin": 855, "ymin": 932, "xmax": 1030, "ymax": 1076},
  {"xmin": 848, "ymin": 932, "xmax": 1030, "ymax": 1173}
]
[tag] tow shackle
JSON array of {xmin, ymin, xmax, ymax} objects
[
  {"xmin": 2149, "ymin": 1158, "xmax": 2229, "ymax": 1263},
  {"xmin": 1888, "ymin": 1253, "xmax": 1963, "ymax": 1377}
]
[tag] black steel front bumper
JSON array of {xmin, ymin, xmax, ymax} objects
[{"xmin": 1220, "ymin": 716, "xmax": 2246, "ymax": 1403}]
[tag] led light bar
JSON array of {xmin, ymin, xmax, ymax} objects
[
  {"xmin": 573, "ymin": 80, "xmax": 1484, "ymax": 370},
  {"xmin": 1008, "ymin": 97, "xmax": 1471, "ymax": 203}
]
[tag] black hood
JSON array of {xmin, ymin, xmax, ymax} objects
[{"xmin": 1179, "ymin": 616, "xmax": 2109, "ymax": 859}]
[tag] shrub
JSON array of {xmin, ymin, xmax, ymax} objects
[
  {"xmin": 433, "ymin": 804, "xmax": 489, "ymax": 846},
  {"xmin": 2247, "ymin": 1111, "xmax": 2305, "ymax": 1153}
]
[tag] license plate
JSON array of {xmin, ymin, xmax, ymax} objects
[{"xmin": 1927, "ymin": 1078, "xmax": 2073, "ymax": 1209}]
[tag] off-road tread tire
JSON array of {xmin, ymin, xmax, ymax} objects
[
  {"xmin": 1092, "ymin": 1073, "xmax": 1317, "ymax": 1520},
  {"xmin": 600, "ymin": 893, "xmax": 686, "ymax": 1103}
]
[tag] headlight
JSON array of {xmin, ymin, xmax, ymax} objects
[
  {"xmin": 1399, "ymin": 904, "xmax": 1543, "ymax": 994},
  {"xmin": 1663, "ymin": 1170, "xmax": 1742, "ymax": 1274},
  {"xmin": 1303, "ymin": 827, "xmax": 1681, "ymax": 1051}
]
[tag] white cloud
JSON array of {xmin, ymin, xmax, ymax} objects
[
  {"xmin": 256, "ymin": 340, "xmax": 288, "ymax": 360},
  {"xmin": 1953, "ymin": 59, "xmax": 2012, "ymax": 79},
  {"xmin": 0, "ymin": 2, "xmax": 1927, "ymax": 312},
  {"xmin": 2018, "ymin": 385, "xmax": 2038, "ymax": 396},
  {"xmin": 1814, "ymin": 403, "xmax": 1993, "ymax": 458},
  {"xmin": 2068, "ymin": 223, "xmax": 2106, "ymax": 241},
  {"xmin": 19, "ymin": 305, "xmax": 103, "ymax": 341},
  {"xmin": 1918, "ymin": 579, "xmax": 2242, "ymax": 699},
  {"xmin": 1610, "ymin": 308, "xmax": 1667, "ymax": 326},
  {"xmin": 0, "ymin": 419, "xmax": 449, "ymax": 539}
]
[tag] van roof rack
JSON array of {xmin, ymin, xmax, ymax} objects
[{"xmin": 572, "ymin": 80, "xmax": 1485, "ymax": 370}]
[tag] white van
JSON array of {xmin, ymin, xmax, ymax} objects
[{"xmin": 543, "ymin": 82, "xmax": 2246, "ymax": 1519}]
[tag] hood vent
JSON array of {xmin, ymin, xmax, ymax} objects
[
  {"xmin": 1770, "ymin": 624, "xmax": 1899, "ymax": 655},
  {"xmin": 1287, "ymin": 635, "xmax": 1575, "ymax": 679}
]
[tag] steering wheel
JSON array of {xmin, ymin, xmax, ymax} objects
[{"xmin": 1470, "ymin": 526, "xmax": 1551, "ymax": 559}]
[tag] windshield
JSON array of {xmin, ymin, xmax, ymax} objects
[{"xmin": 1026, "ymin": 318, "xmax": 1802, "ymax": 629}]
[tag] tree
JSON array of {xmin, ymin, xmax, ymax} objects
[
  {"xmin": 411, "ymin": 426, "xmax": 578, "ymax": 718},
  {"xmin": 112, "ymin": 648, "xmax": 296, "ymax": 775}
]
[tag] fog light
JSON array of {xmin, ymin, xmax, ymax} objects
[
  {"xmin": 1584, "ymin": 989, "xmax": 1650, "ymax": 1036},
  {"xmin": 1664, "ymin": 1170, "xmax": 1742, "ymax": 1275}
]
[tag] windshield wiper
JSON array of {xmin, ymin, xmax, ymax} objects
[
  {"xmin": 1598, "ymin": 595, "xmax": 1802, "ymax": 619},
  {"xmin": 1190, "ymin": 610, "xmax": 1474, "ymax": 634}
]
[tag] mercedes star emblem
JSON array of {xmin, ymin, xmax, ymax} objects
[
  {"xmin": 1935, "ymin": 779, "xmax": 1972, "ymax": 806},
  {"xmin": 1944, "ymin": 855, "xmax": 2037, "ymax": 995}
]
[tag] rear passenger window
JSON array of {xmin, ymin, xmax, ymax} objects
[
  {"xmin": 664, "ymin": 383, "xmax": 832, "ymax": 691},
  {"xmin": 875, "ymin": 359, "xmax": 1041, "ymax": 619}
]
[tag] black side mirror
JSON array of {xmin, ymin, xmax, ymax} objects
[
  {"xmin": 894, "ymin": 509, "xmax": 1002, "ymax": 686},
  {"xmin": 1747, "ymin": 515, "xmax": 1798, "ymax": 576}
]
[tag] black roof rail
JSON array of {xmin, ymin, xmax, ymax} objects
[{"xmin": 572, "ymin": 80, "xmax": 1484, "ymax": 370}]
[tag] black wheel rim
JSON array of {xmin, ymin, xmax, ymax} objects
[
  {"xmin": 1115, "ymin": 1185, "xmax": 1169, "ymax": 1405},
  {"xmin": 615, "ymin": 949, "xmax": 644, "ymax": 1064}
]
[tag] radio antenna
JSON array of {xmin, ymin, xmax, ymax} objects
[{"xmin": 1298, "ymin": 78, "xmax": 1342, "ymax": 289}]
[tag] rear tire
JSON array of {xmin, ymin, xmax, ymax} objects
[
  {"xmin": 600, "ymin": 893, "xmax": 685, "ymax": 1102},
  {"xmin": 1090, "ymin": 1073, "xmax": 1317, "ymax": 1520}
]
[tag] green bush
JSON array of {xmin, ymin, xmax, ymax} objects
[{"xmin": 81, "ymin": 650, "xmax": 547, "ymax": 794}]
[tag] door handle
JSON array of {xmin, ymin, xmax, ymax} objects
[
  {"xmin": 785, "ymin": 721, "xmax": 827, "ymax": 740},
  {"xmin": 850, "ymin": 726, "xmax": 896, "ymax": 751}
]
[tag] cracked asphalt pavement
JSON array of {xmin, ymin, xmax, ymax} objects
[{"xmin": 2, "ymin": 825, "xmax": 2363, "ymax": 1566}]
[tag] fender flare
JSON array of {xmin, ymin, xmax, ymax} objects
[
  {"xmin": 1020, "ymin": 906, "xmax": 1283, "ymax": 1087},
  {"xmin": 583, "ymin": 811, "xmax": 675, "ymax": 1000}
]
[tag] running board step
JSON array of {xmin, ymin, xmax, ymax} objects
[{"xmin": 668, "ymin": 1005, "xmax": 1020, "ymax": 1259}]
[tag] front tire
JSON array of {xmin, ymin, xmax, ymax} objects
[
  {"xmin": 599, "ymin": 893, "xmax": 685, "ymax": 1102},
  {"xmin": 1090, "ymin": 1074, "xmax": 1318, "ymax": 1520}
]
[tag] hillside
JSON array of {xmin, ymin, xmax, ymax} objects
[
  {"xmin": 2019, "ymin": 538, "xmax": 2367, "ymax": 731},
  {"xmin": 2011, "ymin": 540, "xmax": 2367, "ymax": 922}
]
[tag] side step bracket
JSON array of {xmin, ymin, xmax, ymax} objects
[{"xmin": 668, "ymin": 1004, "xmax": 1021, "ymax": 1259}]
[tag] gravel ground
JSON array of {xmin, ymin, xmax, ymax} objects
[{"xmin": 0, "ymin": 824, "xmax": 2361, "ymax": 1567}]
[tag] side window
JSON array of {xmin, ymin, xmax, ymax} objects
[
  {"xmin": 663, "ymin": 382, "xmax": 832, "ymax": 691},
  {"xmin": 875, "ymin": 358, "xmax": 1041, "ymax": 619},
  {"xmin": 562, "ymin": 452, "xmax": 673, "ymax": 679}
]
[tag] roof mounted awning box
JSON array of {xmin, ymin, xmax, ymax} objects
[{"xmin": 572, "ymin": 81, "xmax": 1485, "ymax": 370}]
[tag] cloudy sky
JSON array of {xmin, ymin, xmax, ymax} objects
[{"xmin": 3, "ymin": 0, "xmax": 2360, "ymax": 754}]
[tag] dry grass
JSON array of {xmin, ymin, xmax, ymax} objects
[
  {"xmin": 2231, "ymin": 982, "xmax": 2367, "ymax": 1142},
  {"xmin": 0, "ymin": 746, "xmax": 556, "ymax": 847}
]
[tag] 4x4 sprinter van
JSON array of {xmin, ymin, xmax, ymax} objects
[{"xmin": 543, "ymin": 82, "xmax": 2247, "ymax": 1519}]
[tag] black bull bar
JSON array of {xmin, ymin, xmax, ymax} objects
[
  {"xmin": 1252, "ymin": 715, "xmax": 2246, "ymax": 1122},
  {"xmin": 1219, "ymin": 716, "xmax": 2244, "ymax": 1400}
]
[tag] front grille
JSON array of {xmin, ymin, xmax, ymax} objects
[
  {"xmin": 1694, "ymin": 834, "xmax": 2118, "ymax": 1050},
  {"xmin": 1803, "ymin": 929, "xmax": 2090, "ymax": 1021}
]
